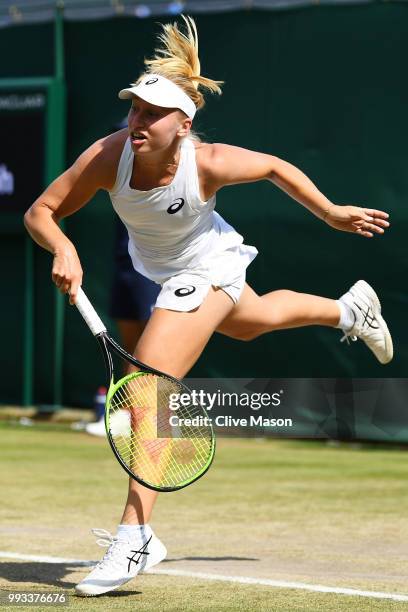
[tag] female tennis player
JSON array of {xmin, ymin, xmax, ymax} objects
[{"xmin": 24, "ymin": 16, "xmax": 392, "ymax": 597}]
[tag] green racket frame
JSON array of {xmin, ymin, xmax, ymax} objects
[{"xmin": 74, "ymin": 287, "xmax": 215, "ymax": 492}]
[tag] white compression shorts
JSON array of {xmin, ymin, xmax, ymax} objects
[{"xmin": 154, "ymin": 242, "xmax": 257, "ymax": 312}]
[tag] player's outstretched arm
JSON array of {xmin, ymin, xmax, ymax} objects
[
  {"xmin": 205, "ymin": 144, "xmax": 390, "ymax": 238},
  {"xmin": 24, "ymin": 138, "xmax": 116, "ymax": 303}
]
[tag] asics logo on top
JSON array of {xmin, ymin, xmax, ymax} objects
[
  {"xmin": 126, "ymin": 535, "xmax": 152, "ymax": 573},
  {"xmin": 167, "ymin": 198, "xmax": 185, "ymax": 214},
  {"xmin": 354, "ymin": 302, "xmax": 379, "ymax": 330},
  {"xmin": 145, "ymin": 78, "xmax": 159, "ymax": 85}
]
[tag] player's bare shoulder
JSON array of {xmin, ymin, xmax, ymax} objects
[
  {"xmin": 194, "ymin": 142, "xmax": 235, "ymax": 176},
  {"xmin": 194, "ymin": 142, "xmax": 236, "ymax": 195},
  {"xmin": 194, "ymin": 140, "xmax": 213, "ymax": 166},
  {"xmin": 194, "ymin": 141, "xmax": 219, "ymax": 182},
  {"xmin": 192, "ymin": 141, "xmax": 218, "ymax": 199},
  {"xmin": 87, "ymin": 128, "xmax": 128, "ymax": 191},
  {"xmin": 194, "ymin": 142, "xmax": 274, "ymax": 190}
]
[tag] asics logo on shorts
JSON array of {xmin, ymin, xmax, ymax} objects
[
  {"xmin": 145, "ymin": 78, "xmax": 158, "ymax": 85},
  {"xmin": 127, "ymin": 535, "xmax": 152, "ymax": 572},
  {"xmin": 167, "ymin": 198, "xmax": 185, "ymax": 214},
  {"xmin": 175, "ymin": 286, "xmax": 196, "ymax": 297}
]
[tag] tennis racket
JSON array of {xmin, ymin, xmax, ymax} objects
[{"xmin": 74, "ymin": 286, "xmax": 215, "ymax": 492}]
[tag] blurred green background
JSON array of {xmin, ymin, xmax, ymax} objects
[{"xmin": 0, "ymin": 2, "xmax": 407, "ymax": 407}]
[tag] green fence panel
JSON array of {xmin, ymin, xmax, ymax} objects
[{"xmin": 0, "ymin": 4, "xmax": 406, "ymax": 408}]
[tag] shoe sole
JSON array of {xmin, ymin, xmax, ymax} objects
[{"xmin": 351, "ymin": 280, "xmax": 393, "ymax": 364}]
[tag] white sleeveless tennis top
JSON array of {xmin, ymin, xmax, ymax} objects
[{"xmin": 109, "ymin": 137, "xmax": 257, "ymax": 311}]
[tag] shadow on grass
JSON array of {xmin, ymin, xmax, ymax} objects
[
  {"xmin": 94, "ymin": 590, "xmax": 142, "ymax": 598},
  {"xmin": 0, "ymin": 561, "xmax": 86, "ymax": 588},
  {"xmin": 0, "ymin": 562, "xmax": 144, "ymax": 597},
  {"xmin": 0, "ymin": 556, "xmax": 258, "ymax": 593}
]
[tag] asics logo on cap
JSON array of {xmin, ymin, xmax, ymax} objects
[{"xmin": 119, "ymin": 73, "xmax": 196, "ymax": 119}]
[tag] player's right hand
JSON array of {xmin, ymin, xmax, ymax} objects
[{"xmin": 51, "ymin": 248, "xmax": 83, "ymax": 305}]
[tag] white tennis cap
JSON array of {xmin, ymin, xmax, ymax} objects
[{"xmin": 118, "ymin": 74, "xmax": 196, "ymax": 120}]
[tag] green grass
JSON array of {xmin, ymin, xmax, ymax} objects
[
  {"xmin": 1, "ymin": 422, "xmax": 408, "ymax": 610},
  {"xmin": 1, "ymin": 581, "xmax": 408, "ymax": 612}
]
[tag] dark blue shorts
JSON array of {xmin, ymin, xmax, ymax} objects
[
  {"xmin": 109, "ymin": 219, "xmax": 160, "ymax": 321},
  {"xmin": 109, "ymin": 265, "xmax": 160, "ymax": 321}
]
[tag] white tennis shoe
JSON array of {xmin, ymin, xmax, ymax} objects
[
  {"xmin": 75, "ymin": 527, "xmax": 167, "ymax": 597},
  {"xmin": 338, "ymin": 280, "xmax": 393, "ymax": 364}
]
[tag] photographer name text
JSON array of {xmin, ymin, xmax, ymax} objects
[{"xmin": 169, "ymin": 414, "xmax": 293, "ymax": 428}]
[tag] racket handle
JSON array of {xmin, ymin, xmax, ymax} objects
[{"xmin": 75, "ymin": 287, "xmax": 107, "ymax": 336}]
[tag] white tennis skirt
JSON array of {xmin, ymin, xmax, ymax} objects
[
  {"xmin": 155, "ymin": 240, "xmax": 258, "ymax": 312},
  {"xmin": 127, "ymin": 212, "xmax": 258, "ymax": 313}
]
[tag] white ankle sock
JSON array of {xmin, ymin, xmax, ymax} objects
[
  {"xmin": 116, "ymin": 524, "xmax": 152, "ymax": 542},
  {"xmin": 336, "ymin": 300, "xmax": 355, "ymax": 331}
]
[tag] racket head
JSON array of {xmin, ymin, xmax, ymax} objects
[{"xmin": 105, "ymin": 370, "xmax": 215, "ymax": 492}]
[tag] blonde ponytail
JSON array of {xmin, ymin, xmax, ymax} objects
[{"xmin": 138, "ymin": 15, "xmax": 223, "ymax": 111}]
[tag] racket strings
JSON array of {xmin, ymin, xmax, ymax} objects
[{"xmin": 107, "ymin": 373, "xmax": 213, "ymax": 488}]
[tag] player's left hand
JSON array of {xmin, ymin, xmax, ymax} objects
[{"xmin": 324, "ymin": 204, "xmax": 390, "ymax": 238}]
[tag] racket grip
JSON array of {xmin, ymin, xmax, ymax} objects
[{"xmin": 75, "ymin": 287, "xmax": 107, "ymax": 336}]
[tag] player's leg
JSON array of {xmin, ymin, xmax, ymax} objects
[
  {"xmin": 120, "ymin": 286, "xmax": 234, "ymax": 525},
  {"xmin": 120, "ymin": 283, "xmax": 342, "ymax": 527},
  {"xmin": 217, "ymin": 284, "xmax": 340, "ymax": 340},
  {"xmin": 76, "ymin": 287, "xmax": 234, "ymax": 596},
  {"xmin": 117, "ymin": 319, "xmax": 147, "ymax": 356},
  {"xmin": 217, "ymin": 282, "xmax": 392, "ymax": 364},
  {"xmin": 133, "ymin": 287, "xmax": 234, "ymax": 377}
]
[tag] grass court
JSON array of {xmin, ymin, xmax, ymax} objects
[{"xmin": 1, "ymin": 421, "xmax": 407, "ymax": 611}]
